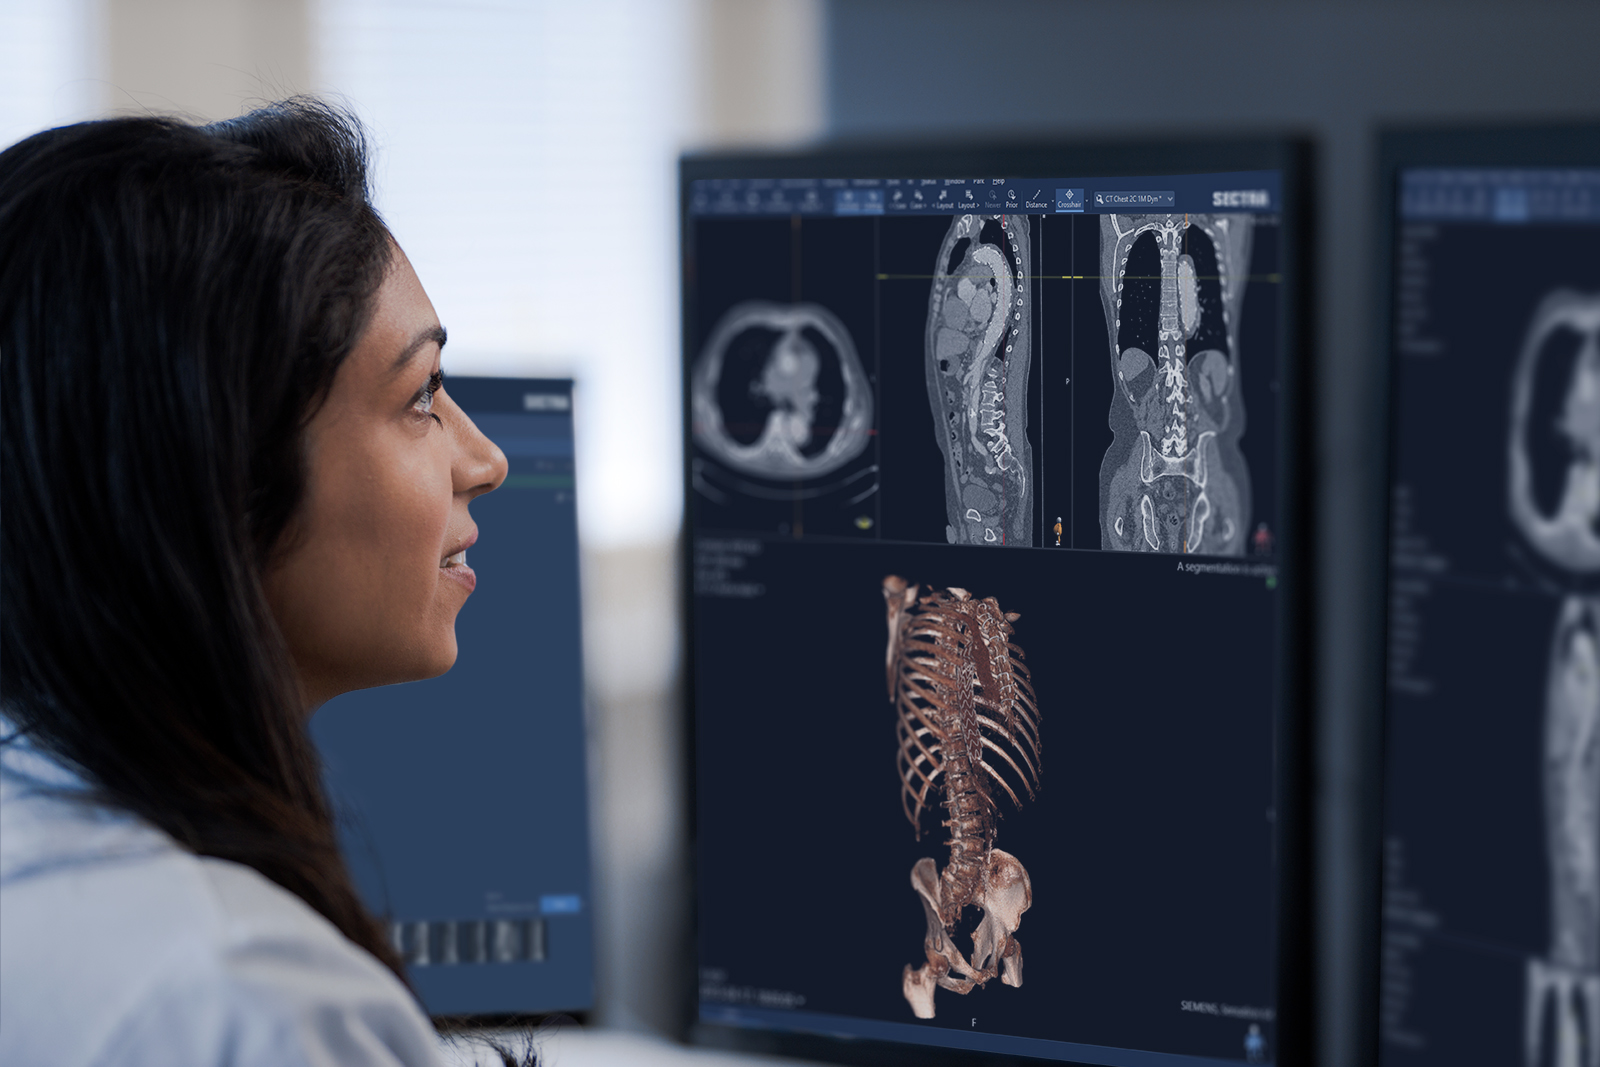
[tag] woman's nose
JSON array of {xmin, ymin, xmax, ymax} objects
[{"xmin": 453, "ymin": 406, "xmax": 508, "ymax": 497}]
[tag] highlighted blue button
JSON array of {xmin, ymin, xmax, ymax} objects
[
  {"xmin": 834, "ymin": 189, "xmax": 884, "ymax": 215},
  {"xmin": 540, "ymin": 894, "xmax": 583, "ymax": 915},
  {"xmin": 1055, "ymin": 188, "xmax": 1085, "ymax": 213},
  {"xmin": 1494, "ymin": 187, "xmax": 1531, "ymax": 223}
]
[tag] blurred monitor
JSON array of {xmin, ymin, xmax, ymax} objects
[
  {"xmin": 681, "ymin": 140, "xmax": 1313, "ymax": 1067},
  {"xmin": 1374, "ymin": 124, "xmax": 1600, "ymax": 1065},
  {"xmin": 312, "ymin": 376, "xmax": 593, "ymax": 1019}
]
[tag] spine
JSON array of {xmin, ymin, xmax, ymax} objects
[
  {"xmin": 938, "ymin": 649, "xmax": 995, "ymax": 927},
  {"xmin": 1160, "ymin": 249, "xmax": 1181, "ymax": 335}
]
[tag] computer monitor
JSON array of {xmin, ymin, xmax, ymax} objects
[
  {"xmin": 312, "ymin": 376, "xmax": 594, "ymax": 1019},
  {"xmin": 681, "ymin": 140, "xmax": 1314, "ymax": 1066},
  {"xmin": 1373, "ymin": 124, "xmax": 1600, "ymax": 1065}
]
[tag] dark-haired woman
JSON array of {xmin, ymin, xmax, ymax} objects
[{"xmin": 0, "ymin": 101, "xmax": 509, "ymax": 1065}]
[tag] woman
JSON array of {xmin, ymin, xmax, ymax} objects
[{"xmin": 0, "ymin": 100, "xmax": 511, "ymax": 1064}]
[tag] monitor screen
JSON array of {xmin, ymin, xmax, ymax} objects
[
  {"xmin": 1376, "ymin": 135, "xmax": 1600, "ymax": 1065},
  {"xmin": 312, "ymin": 376, "xmax": 594, "ymax": 1018},
  {"xmin": 683, "ymin": 146, "xmax": 1309, "ymax": 1067}
]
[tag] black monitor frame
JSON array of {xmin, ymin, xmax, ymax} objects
[
  {"xmin": 679, "ymin": 135, "xmax": 1317, "ymax": 1067},
  {"xmin": 1364, "ymin": 120, "xmax": 1600, "ymax": 1066}
]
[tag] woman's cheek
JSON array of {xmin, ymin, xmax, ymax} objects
[{"xmin": 393, "ymin": 453, "xmax": 455, "ymax": 576}]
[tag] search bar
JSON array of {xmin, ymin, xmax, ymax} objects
[{"xmin": 1094, "ymin": 190, "xmax": 1177, "ymax": 208}]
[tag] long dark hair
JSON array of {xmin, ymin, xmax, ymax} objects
[{"xmin": 0, "ymin": 101, "xmax": 405, "ymax": 981}]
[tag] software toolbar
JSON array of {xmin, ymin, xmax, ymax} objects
[
  {"xmin": 689, "ymin": 171, "xmax": 1281, "ymax": 218},
  {"xmin": 1402, "ymin": 168, "xmax": 1600, "ymax": 224}
]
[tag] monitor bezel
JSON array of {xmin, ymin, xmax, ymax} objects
[
  {"xmin": 678, "ymin": 135, "xmax": 1317, "ymax": 1067},
  {"xmin": 1365, "ymin": 121, "xmax": 1600, "ymax": 1067}
]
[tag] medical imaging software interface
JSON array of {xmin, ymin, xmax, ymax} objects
[
  {"xmin": 688, "ymin": 172, "xmax": 1288, "ymax": 1066},
  {"xmin": 313, "ymin": 378, "xmax": 594, "ymax": 1018},
  {"xmin": 1380, "ymin": 167, "xmax": 1600, "ymax": 1066}
]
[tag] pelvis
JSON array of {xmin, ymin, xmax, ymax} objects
[
  {"xmin": 1141, "ymin": 429, "xmax": 1212, "ymax": 486},
  {"xmin": 902, "ymin": 849, "xmax": 1032, "ymax": 1020},
  {"xmin": 1103, "ymin": 431, "xmax": 1219, "ymax": 553}
]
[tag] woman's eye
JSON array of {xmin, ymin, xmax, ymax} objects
[{"xmin": 413, "ymin": 371, "xmax": 445, "ymax": 425}]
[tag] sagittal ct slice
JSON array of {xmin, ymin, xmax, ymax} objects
[
  {"xmin": 692, "ymin": 302, "xmax": 874, "ymax": 481},
  {"xmin": 924, "ymin": 215, "xmax": 1034, "ymax": 546},
  {"xmin": 1099, "ymin": 213, "xmax": 1253, "ymax": 555}
]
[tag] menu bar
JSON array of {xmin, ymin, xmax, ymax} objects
[
  {"xmin": 1401, "ymin": 168, "xmax": 1600, "ymax": 224},
  {"xmin": 689, "ymin": 171, "xmax": 1281, "ymax": 218}
]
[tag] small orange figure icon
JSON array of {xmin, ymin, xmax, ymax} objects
[{"xmin": 1053, "ymin": 516, "xmax": 1062, "ymax": 547}]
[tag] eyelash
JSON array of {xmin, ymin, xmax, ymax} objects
[{"xmin": 414, "ymin": 370, "xmax": 445, "ymax": 426}]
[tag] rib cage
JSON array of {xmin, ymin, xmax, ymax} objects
[{"xmin": 884, "ymin": 575, "xmax": 1042, "ymax": 852}]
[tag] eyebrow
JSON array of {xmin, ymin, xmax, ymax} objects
[{"xmin": 390, "ymin": 324, "xmax": 448, "ymax": 373}]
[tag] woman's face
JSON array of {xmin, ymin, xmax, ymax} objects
[{"xmin": 266, "ymin": 247, "xmax": 507, "ymax": 709}]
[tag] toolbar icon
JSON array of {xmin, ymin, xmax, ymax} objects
[{"xmin": 1055, "ymin": 188, "xmax": 1085, "ymax": 213}]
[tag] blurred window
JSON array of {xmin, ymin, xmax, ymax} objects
[
  {"xmin": 316, "ymin": 0, "xmax": 692, "ymax": 547},
  {"xmin": 0, "ymin": 1, "xmax": 100, "ymax": 150}
]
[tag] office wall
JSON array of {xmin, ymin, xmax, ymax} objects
[
  {"xmin": 696, "ymin": 0, "xmax": 824, "ymax": 148},
  {"xmin": 106, "ymin": 0, "xmax": 311, "ymax": 118},
  {"xmin": 825, "ymin": 2, "xmax": 1600, "ymax": 1065}
]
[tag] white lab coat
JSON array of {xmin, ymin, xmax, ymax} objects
[{"xmin": 0, "ymin": 727, "xmax": 447, "ymax": 1067}]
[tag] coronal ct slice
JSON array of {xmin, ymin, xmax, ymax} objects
[
  {"xmin": 1528, "ymin": 595, "xmax": 1600, "ymax": 1067},
  {"xmin": 691, "ymin": 302, "xmax": 873, "ymax": 480},
  {"xmin": 923, "ymin": 214, "xmax": 1034, "ymax": 546},
  {"xmin": 1097, "ymin": 213, "xmax": 1254, "ymax": 555},
  {"xmin": 883, "ymin": 576, "xmax": 1041, "ymax": 1019},
  {"xmin": 1511, "ymin": 291, "xmax": 1600, "ymax": 1067},
  {"xmin": 1509, "ymin": 291, "xmax": 1600, "ymax": 573}
]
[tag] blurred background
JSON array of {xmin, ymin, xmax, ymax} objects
[{"xmin": 4, "ymin": 2, "xmax": 1600, "ymax": 1065}]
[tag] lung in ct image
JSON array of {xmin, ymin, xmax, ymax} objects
[{"xmin": 689, "ymin": 218, "xmax": 882, "ymax": 540}]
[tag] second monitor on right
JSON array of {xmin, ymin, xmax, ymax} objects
[{"xmin": 1379, "ymin": 126, "xmax": 1600, "ymax": 1065}]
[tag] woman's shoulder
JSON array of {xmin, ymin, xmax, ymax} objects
[{"xmin": 0, "ymin": 735, "xmax": 444, "ymax": 1067}]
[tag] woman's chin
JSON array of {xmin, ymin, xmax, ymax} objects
[
  {"xmin": 338, "ymin": 635, "xmax": 460, "ymax": 698},
  {"xmin": 412, "ymin": 634, "xmax": 460, "ymax": 682}
]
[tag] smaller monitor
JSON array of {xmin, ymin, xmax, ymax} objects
[
  {"xmin": 312, "ymin": 376, "xmax": 594, "ymax": 1019},
  {"xmin": 1373, "ymin": 124, "xmax": 1600, "ymax": 1065}
]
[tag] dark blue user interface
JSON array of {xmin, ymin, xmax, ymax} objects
[
  {"xmin": 1380, "ymin": 166, "xmax": 1600, "ymax": 1065},
  {"xmin": 313, "ymin": 376, "xmax": 593, "ymax": 1017},
  {"xmin": 688, "ymin": 172, "xmax": 1289, "ymax": 1066}
]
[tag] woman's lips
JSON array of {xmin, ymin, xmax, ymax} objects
[
  {"xmin": 440, "ymin": 530, "xmax": 478, "ymax": 592},
  {"xmin": 440, "ymin": 559, "xmax": 476, "ymax": 593}
]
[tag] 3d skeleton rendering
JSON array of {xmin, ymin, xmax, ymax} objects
[
  {"xmin": 1098, "ymin": 213, "xmax": 1254, "ymax": 554},
  {"xmin": 883, "ymin": 575, "xmax": 1041, "ymax": 1019},
  {"xmin": 691, "ymin": 301, "xmax": 874, "ymax": 481},
  {"xmin": 1509, "ymin": 291, "xmax": 1600, "ymax": 1067},
  {"xmin": 923, "ymin": 215, "xmax": 1035, "ymax": 546}
]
